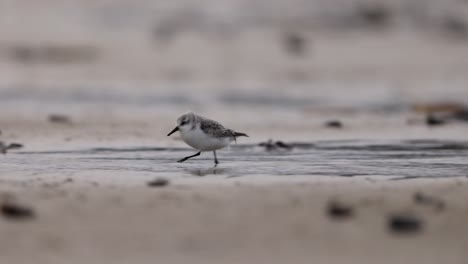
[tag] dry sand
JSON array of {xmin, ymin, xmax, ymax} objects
[{"xmin": 1, "ymin": 178, "xmax": 468, "ymax": 264}]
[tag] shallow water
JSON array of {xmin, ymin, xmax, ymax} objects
[{"xmin": 3, "ymin": 140, "xmax": 468, "ymax": 180}]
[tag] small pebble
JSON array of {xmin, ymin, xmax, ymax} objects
[
  {"xmin": 325, "ymin": 120, "xmax": 343, "ymax": 129},
  {"xmin": 356, "ymin": 3, "xmax": 391, "ymax": 27},
  {"xmin": 48, "ymin": 114, "xmax": 71, "ymax": 124},
  {"xmin": 426, "ymin": 114, "xmax": 445, "ymax": 126},
  {"xmin": 275, "ymin": 141, "xmax": 292, "ymax": 150},
  {"xmin": 1, "ymin": 202, "xmax": 35, "ymax": 220},
  {"xmin": 283, "ymin": 32, "xmax": 308, "ymax": 56},
  {"xmin": 453, "ymin": 110, "xmax": 468, "ymax": 122},
  {"xmin": 258, "ymin": 139, "xmax": 293, "ymax": 151},
  {"xmin": 442, "ymin": 16, "xmax": 468, "ymax": 38},
  {"xmin": 413, "ymin": 192, "xmax": 445, "ymax": 211},
  {"xmin": 64, "ymin": 178, "xmax": 74, "ymax": 183},
  {"xmin": 327, "ymin": 201, "xmax": 354, "ymax": 219},
  {"xmin": 0, "ymin": 142, "xmax": 22, "ymax": 154},
  {"xmin": 388, "ymin": 214, "xmax": 422, "ymax": 234},
  {"xmin": 258, "ymin": 139, "xmax": 275, "ymax": 151},
  {"xmin": 147, "ymin": 178, "xmax": 170, "ymax": 187},
  {"xmin": 7, "ymin": 143, "xmax": 23, "ymax": 150}
]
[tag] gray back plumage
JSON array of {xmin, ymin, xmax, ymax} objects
[
  {"xmin": 195, "ymin": 115, "xmax": 242, "ymax": 140},
  {"xmin": 199, "ymin": 116, "xmax": 237, "ymax": 139},
  {"xmin": 179, "ymin": 112, "xmax": 248, "ymax": 139}
]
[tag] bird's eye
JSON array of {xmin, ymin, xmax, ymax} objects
[{"xmin": 180, "ymin": 120, "xmax": 188, "ymax": 125}]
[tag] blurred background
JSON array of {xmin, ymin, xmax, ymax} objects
[
  {"xmin": 1, "ymin": 2, "xmax": 468, "ymax": 263},
  {"xmin": 1, "ymin": 0, "xmax": 468, "ymax": 147}
]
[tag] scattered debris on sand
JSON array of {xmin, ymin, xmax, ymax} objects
[
  {"xmin": 425, "ymin": 113, "xmax": 446, "ymax": 126},
  {"xmin": 441, "ymin": 15, "xmax": 468, "ymax": 39},
  {"xmin": 0, "ymin": 142, "xmax": 23, "ymax": 154},
  {"xmin": 324, "ymin": 120, "xmax": 343, "ymax": 129},
  {"xmin": 48, "ymin": 114, "xmax": 72, "ymax": 124},
  {"xmin": 388, "ymin": 214, "xmax": 422, "ymax": 234},
  {"xmin": 412, "ymin": 102, "xmax": 468, "ymax": 125},
  {"xmin": 412, "ymin": 102, "xmax": 466, "ymax": 114},
  {"xmin": 8, "ymin": 44, "xmax": 99, "ymax": 64},
  {"xmin": 326, "ymin": 201, "xmax": 354, "ymax": 220},
  {"xmin": 453, "ymin": 109, "xmax": 468, "ymax": 122},
  {"xmin": 354, "ymin": 3, "xmax": 392, "ymax": 28},
  {"xmin": 258, "ymin": 139, "xmax": 293, "ymax": 151},
  {"xmin": 1, "ymin": 201, "xmax": 35, "ymax": 220},
  {"xmin": 64, "ymin": 178, "xmax": 74, "ymax": 184},
  {"xmin": 147, "ymin": 178, "xmax": 170, "ymax": 187},
  {"xmin": 282, "ymin": 32, "xmax": 308, "ymax": 56},
  {"xmin": 413, "ymin": 192, "xmax": 445, "ymax": 211}
]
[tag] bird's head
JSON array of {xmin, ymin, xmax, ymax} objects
[{"xmin": 167, "ymin": 112, "xmax": 197, "ymax": 136}]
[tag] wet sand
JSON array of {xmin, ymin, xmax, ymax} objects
[{"xmin": 1, "ymin": 117, "xmax": 468, "ymax": 264}]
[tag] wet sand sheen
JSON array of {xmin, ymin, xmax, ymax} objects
[{"xmin": 2, "ymin": 140, "xmax": 468, "ymax": 182}]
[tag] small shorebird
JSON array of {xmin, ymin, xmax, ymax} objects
[{"xmin": 167, "ymin": 112, "xmax": 248, "ymax": 165}]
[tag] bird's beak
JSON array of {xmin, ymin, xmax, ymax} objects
[{"xmin": 167, "ymin": 127, "xmax": 179, "ymax": 136}]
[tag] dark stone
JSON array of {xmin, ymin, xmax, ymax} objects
[
  {"xmin": 413, "ymin": 192, "xmax": 445, "ymax": 211},
  {"xmin": 258, "ymin": 139, "xmax": 276, "ymax": 151},
  {"xmin": 327, "ymin": 201, "xmax": 354, "ymax": 219},
  {"xmin": 324, "ymin": 120, "xmax": 343, "ymax": 128},
  {"xmin": 147, "ymin": 178, "xmax": 169, "ymax": 187},
  {"xmin": 7, "ymin": 143, "xmax": 23, "ymax": 150},
  {"xmin": 283, "ymin": 33, "xmax": 308, "ymax": 56},
  {"xmin": 9, "ymin": 45, "xmax": 99, "ymax": 64},
  {"xmin": 1, "ymin": 202, "xmax": 35, "ymax": 220},
  {"xmin": 258, "ymin": 140, "xmax": 293, "ymax": 151},
  {"xmin": 453, "ymin": 110, "xmax": 468, "ymax": 121},
  {"xmin": 275, "ymin": 141, "xmax": 293, "ymax": 150},
  {"xmin": 356, "ymin": 4, "xmax": 392, "ymax": 28},
  {"xmin": 442, "ymin": 16, "xmax": 468, "ymax": 38},
  {"xmin": 9, "ymin": 46, "xmax": 37, "ymax": 62},
  {"xmin": 0, "ymin": 142, "xmax": 6, "ymax": 154},
  {"xmin": 48, "ymin": 114, "xmax": 71, "ymax": 124},
  {"xmin": 0, "ymin": 142, "xmax": 23, "ymax": 154},
  {"xmin": 64, "ymin": 178, "xmax": 74, "ymax": 183},
  {"xmin": 388, "ymin": 214, "xmax": 422, "ymax": 234},
  {"xmin": 426, "ymin": 113, "xmax": 445, "ymax": 126}
]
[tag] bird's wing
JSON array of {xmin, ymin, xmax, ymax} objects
[{"xmin": 200, "ymin": 118, "xmax": 234, "ymax": 138}]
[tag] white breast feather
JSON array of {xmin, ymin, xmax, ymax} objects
[{"xmin": 181, "ymin": 128, "xmax": 231, "ymax": 151}]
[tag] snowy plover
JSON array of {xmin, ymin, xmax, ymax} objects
[{"xmin": 167, "ymin": 112, "xmax": 248, "ymax": 165}]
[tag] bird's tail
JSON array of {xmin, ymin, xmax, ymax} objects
[
  {"xmin": 230, "ymin": 131, "xmax": 248, "ymax": 143},
  {"xmin": 234, "ymin": 131, "xmax": 249, "ymax": 138}
]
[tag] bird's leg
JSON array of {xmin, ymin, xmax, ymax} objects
[
  {"xmin": 177, "ymin": 151, "xmax": 201, "ymax": 163},
  {"xmin": 213, "ymin": 150, "xmax": 219, "ymax": 166}
]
